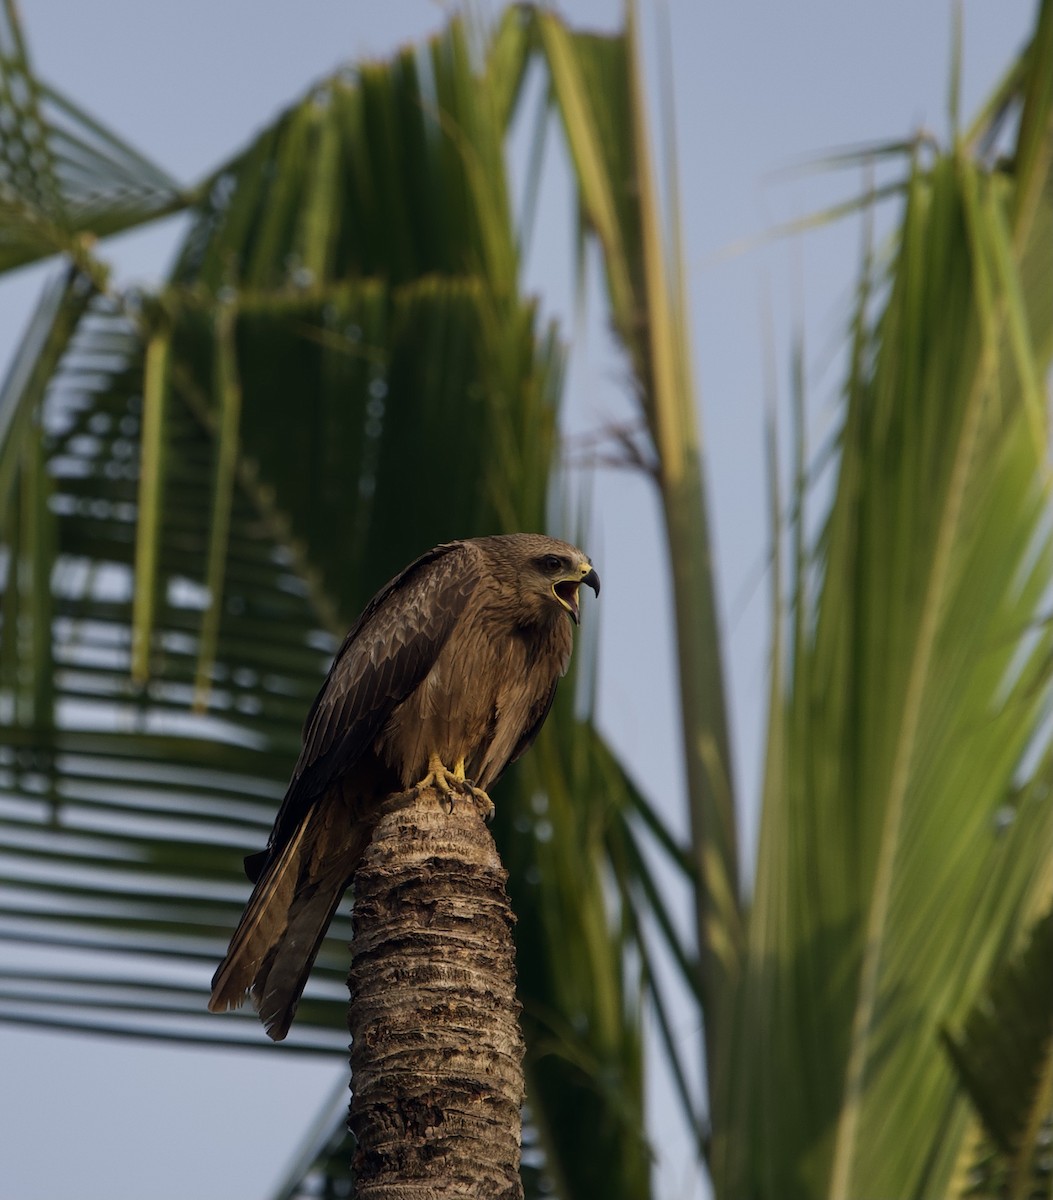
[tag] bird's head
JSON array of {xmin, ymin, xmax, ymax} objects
[
  {"xmin": 477, "ymin": 534, "xmax": 600, "ymax": 625},
  {"xmin": 516, "ymin": 536, "xmax": 600, "ymax": 626}
]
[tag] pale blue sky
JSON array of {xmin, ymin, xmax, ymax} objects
[{"xmin": 0, "ymin": 3, "xmax": 1037, "ymax": 1198}]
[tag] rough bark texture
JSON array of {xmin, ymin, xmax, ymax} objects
[{"xmin": 347, "ymin": 785, "xmax": 525, "ymax": 1200}]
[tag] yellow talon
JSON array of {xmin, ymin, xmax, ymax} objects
[
  {"xmin": 415, "ymin": 753, "xmax": 494, "ymax": 821},
  {"xmin": 416, "ymin": 752, "xmax": 456, "ymax": 795}
]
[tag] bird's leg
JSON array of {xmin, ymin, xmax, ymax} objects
[
  {"xmin": 415, "ymin": 752, "xmax": 459, "ymax": 811},
  {"xmin": 414, "ymin": 753, "xmax": 494, "ymax": 821}
]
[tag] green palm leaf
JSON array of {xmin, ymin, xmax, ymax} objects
[
  {"xmin": 0, "ymin": 0, "xmax": 185, "ymax": 276},
  {"xmin": 0, "ymin": 10, "xmax": 662, "ymax": 1198},
  {"xmin": 943, "ymin": 903, "xmax": 1053, "ymax": 1199},
  {"xmin": 1, "ymin": 293, "xmax": 351, "ymax": 1049},
  {"xmin": 4, "ymin": 3, "xmax": 1049, "ymax": 1199},
  {"xmin": 534, "ymin": 7, "xmax": 743, "ymax": 1117},
  {"xmin": 719, "ymin": 8, "xmax": 1053, "ymax": 1196}
]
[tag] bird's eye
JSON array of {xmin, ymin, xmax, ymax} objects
[{"xmin": 543, "ymin": 555, "xmax": 564, "ymax": 573}]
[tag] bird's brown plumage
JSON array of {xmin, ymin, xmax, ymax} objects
[{"xmin": 208, "ymin": 533, "xmax": 599, "ymax": 1039}]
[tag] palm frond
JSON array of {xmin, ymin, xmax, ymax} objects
[
  {"xmin": 943, "ymin": 903, "xmax": 1053, "ymax": 1199},
  {"xmin": 0, "ymin": 294, "xmax": 351, "ymax": 1050},
  {"xmin": 0, "ymin": 267, "xmax": 95, "ymax": 517},
  {"xmin": 0, "ymin": 0, "xmax": 185, "ymax": 276},
  {"xmin": 719, "ymin": 10, "xmax": 1053, "ymax": 1194},
  {"xmin": 534, "ymin": 7, "xmax": 743, "ymax": 1121},
  {"xmin": 0, "ymin": 12, "xmax": 664, "ymax": 1199}
]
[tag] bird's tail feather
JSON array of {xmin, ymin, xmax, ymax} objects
[{"xmin": 208, "ymin": 800, "xmax": 369, "ymax": 1041}]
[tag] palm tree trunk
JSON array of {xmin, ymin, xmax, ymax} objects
[{"xmin": 347, "ymin": 784, "xmax": 525, "ymax": 1199}]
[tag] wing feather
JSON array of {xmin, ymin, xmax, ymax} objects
[
  {"xmin": 502, "ymin": 624, "xmax": 572, "ymax": 775},
  {"xmin": 254, "ymin": 541, "xmax": 481, "ymax": 871},
  {"xmin": 505, "ymin": 680, "xmax": 559, "ymax": 772}
]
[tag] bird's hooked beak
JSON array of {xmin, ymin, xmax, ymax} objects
[{"xmin": 553, "ymin": 560, "xmax": 601, "ymax": 625}]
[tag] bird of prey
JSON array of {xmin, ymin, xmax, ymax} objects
[{"xmin": 209, "ymin": 533, "xmax": 599, "ymax": 1040}]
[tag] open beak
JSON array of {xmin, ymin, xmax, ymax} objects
[{"xmin": 553, "ymin": 562, "xmax": 601, "ymax": 625}]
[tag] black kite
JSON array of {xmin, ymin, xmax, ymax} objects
[{"xmin": 208, "ymin": 533, "xmax": 599, "ymax": 1039}]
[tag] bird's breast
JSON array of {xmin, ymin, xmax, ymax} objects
[{"xmin": 375, "ymin": 605, "xmax": 569, "ymax": 790}]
